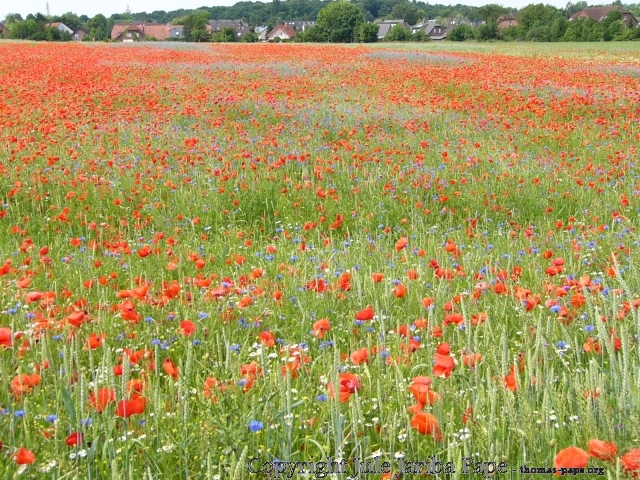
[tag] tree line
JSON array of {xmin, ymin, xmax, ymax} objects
[
  {"xmin": 449, "ymin": 1, "xmax": 640, "ymax": 41},
  {"xmin": 3, "ymin": 0, "xmax": 640, "ymax": 42}
]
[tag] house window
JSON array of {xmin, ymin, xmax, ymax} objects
[{"xmin": 127, "ymin": 33, "xmax": 132, "ymax": 37}]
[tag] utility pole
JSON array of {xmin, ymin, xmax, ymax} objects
[{"xmin": 46, "ymin": 1, "xmax": 50, "ymax": 16}]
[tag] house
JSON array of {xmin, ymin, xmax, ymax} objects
[
  {"xmin": 496, "ymin": 13, "xmax": 518, "ymax": 30},
  {"xmin": 376, "ymin": 20, "xmax": 409, "ymax": 39},
  {"xmin": 412, "ymin": 20, "xmax": 449, "ymax": 40},
  {"xmin": 570, "ymin": 6, "xmax": 638, "ymax": 26},
  {"xmin": 208, "ymin": 20, "xmax": 252, "ymax": 39},
  {"xmin": 0, "ymin": 22, "xmax": 11, "ymax": 38},
  {"xmin": 111, "ymin": 23, "xmax": 174, "ymax": 41},
  {"xmin": 448, "ymin": 17, "xmax": 471, "ymax": 26},
  {"xmin": 46, "ymin": 22, "xmax": 74, "ymax": 35},
  {"xmin": 169, "ymin": 26, "xmax": 184, "ymax": 39},
  {"xmin": 266, "ymin": 24, "xmax": 297, "ymax": 40},
  {"xmin": 285, "ymin": 21, "xmax": 316, "ymax": 32},
  {"xmin": 113, "ymin": 24, "xmax": 144, "ymax": 42},
  {"xmin": 142, "ymin": 23, "xmax": 172, "ymax": 40},
  {"xmin": 255, "ymin": 26, "xmax": 269, "ymax": 41},
  {"xmin": 72, "ymin": 26, "xmax": 89, "ymax": 41}
]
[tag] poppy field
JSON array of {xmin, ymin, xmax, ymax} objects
[{"xmin": 1, "ymin": 41, "xmax": 640, "ymax": 479}]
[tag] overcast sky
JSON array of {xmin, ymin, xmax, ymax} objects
[{"xmin": 5, "ymin": 0, "xmax": 572, "ymax": 20}]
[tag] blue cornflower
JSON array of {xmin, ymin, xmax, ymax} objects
[{"xmin": 248, "ymin": 420, "xmax": 263, "ymax": 432}]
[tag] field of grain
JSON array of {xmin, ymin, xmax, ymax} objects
[{"xmin": 0, "ymin": 41, "xmax": 639, "ymax": 478}]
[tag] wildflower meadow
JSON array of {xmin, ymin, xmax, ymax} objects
[{"xmin": 1, "ymin": 41, "xmax": 640, "ymax": 479}]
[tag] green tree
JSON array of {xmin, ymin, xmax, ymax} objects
[
  {"xmin": 357, "ymin": 22, "xmax": 378, "ymax": 42},
  {"xmin": 183, "ymin": 12, "xmax": 210, "ymax": 42},
  {"xmin": 477, "ymin": 4, "xmax": 510, "ymax": 23},
  {"xmin": 549, "ymin": 15, "xmax": 567, "ymax": 40},
  {"xmin": 172, "ymin": 15, "xmax": 189, "ymax": 25},
  {"xmin": 87, "ymin": 14, "xmax": 108, "ymax": 40},
  {"xmin": 243, "ymin": 31, "xmax": 259, "ymax": 42},
  {"xmin": 602, "ymin": 10, "xmax": 624, "ymax": 40},
  {"xmin": 564, "ymin": 1, "xmax": 587, "ymax": 19},
  {"xmin": 561, "ymin": 17, "xmax": 591, "ymax": 40},
  {"xmin": 525, "ymin": 23, "xmax": 550, "ymax": 41},
  {"xmin": 390, "ymin": 4, "xmax": 419, "ymax": 25},
  {"xmin": 384, "ymin": 23, "xmax": 411, "ymax": 41},
  {"xmin": 362, "ymin": 0, "xmax": 381, "ymax": 18},
  {"xmin": 518, "ymin": 4, "xmax": 559, "ymax": 32},
  {"xmin": 448, "ymin": 23, "xmax": 475, "ymax": 41},
  {"xmin": 500, "ymin": 25, "xmax": 521, "ymax": 41},
  {"xmin": 54, "ymin": 12, "xmax": 81, "ymax": 31},
  {"xmin": 10, "ymin": 19, "xmax": 39, "ymax": 39},
  {"xmin": 27, "ymin": 13, "xmax": 48, "ymax": 24},
  {"xmin": 3, "ymin": 13, "xmax": 24, "ymax": 25},
  {"xmin": 316, "ymin": 0, "xmax": 365, "ymax": 43},
  {"xmin": 411, "ymin": 30, "xmax": 431, "ymax": 42},
  {"xmin": 105, "ymin": 19, "xmax": 115, "ymax": 39},
  {"xmin": 212, "ymin": 27, "xmax": 237, "ymax": 42},
  {"xmin": 298, "ymin": 24, "xmax": 329, "ymax": 42},
  {"xmin": 478, "ymin": 21, "xmax": 499, "ymax": 40}
]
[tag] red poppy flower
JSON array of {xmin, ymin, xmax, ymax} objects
[
  {"xmin": 0, "ymin": 327, "xmax": 12, "ymax": 348},
  {"xmin": 163, "ymin": 358, "xmax": 179, "ymax": 379},
  {"xmin": 408, "ymin": 376, "xmax": 441, "ymax": 405},
  {"xmin": 178, "ymin": 320, "xmax": 196, "ymax": 336},
  {"xmin": 503, "ymin": 367, "xmax": 518, "ymax": 392},
  {"xmin": 10, "ymin": 373, "xmax": 41, "ymax": 399},
  {"xmin": 393, "ymin": 283, "xmax": 406, "ymax": 297},
  {"xmin": 355, "ymin": 305, "xmax": 374, "ymax": 321},
  {"xmin": 587, "ymin": 439, "xmax": 617, "ymax": 462},
  {"xmin": 115, "ymin": 396, "xmax": 147, "ymax": 418},
  {"xmin": 85, "ymin": 332, "xmax": 105, "ymax": 350},
  {"xmin": 410, "ymin": 413, "xmax": 442, "ymax": 440},
  {"xmin": 259, "ymin": 330, "xmax": 275, "ymax": 347},
  {"xmin": 312, "ymin": 318, "xmax": 330, "ymax": 338},
  {"xmin": 371, "ymin": 272, "xmax": 384, "ymax": 283},
  {"xmin": 350, "ymin": 347, "xmax": 369, "ymax": 365},
  {"xmin": 462, "ymin": 353, "xmax": 482, "ymax": 368},
  {"xmin": 89, "ymin": 388, "xmax": 116, "ymax": 412},
  {"xmin": 14, "ymin": 447, "xmax": 36, "ymax": 465},
  {"xmin": 622, "ymin": 449, "xmax": 640, "ymax": 477},
  {"xmin": 433, "ymin": 353, "xmax": 455, "ymax": 378},
  {"xmin": 204, "ymin": 377, "xmax": 228, "ymax": 404},
  {"xmin": 328, "ymin": 373, "xmax": 360, "ymax": 402},
  {"xmin": 306, "ymin": 278, "xmax": 327, "ymax": 293},
  {"xmin": 554, "ymin": 447, "xmax": 589, "ymax": 475},
  {"xmin": 240, "ymin": 361, "xmax": 263, "ymax": 386},
  {"xmin": 395, "ymin": 237, "xmax": 408, "ymax": 251},
  {"xmin": 65, "ymin": 432, "xmax": 83, "ymax": 447}
]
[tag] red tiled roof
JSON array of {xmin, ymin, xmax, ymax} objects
[
  {"xmin": 267, "ymin": 24, "xmax": 297, "ymax": 39},
  {"xmin": 570, "ymin": 6, "xmax": 628, "ymax": 22}
]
